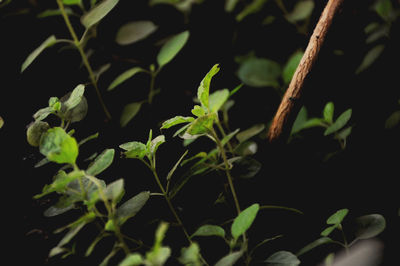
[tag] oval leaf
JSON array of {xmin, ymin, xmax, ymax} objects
[
  {"xmin": 86, "ymin": 149, "xmax": 115, "ymax": 176},
  {"xmin": 238, "ymin": 57, "xmax": 281, "ymax": 88},
  {"xmin": 209, "ymin": 89, "xmax": 230, "ymax": 113},
  {"xmin": 186, "ymin": 113, "xmax": 216, "ymax": 135},
  {"xmin": 231, "ymin": 203, "xmax": 260, "ymax": 239},
  {"xmin": 27, "ymin": 121, "xmax": 50, "ymax": 147},
  {"xmin": 355, "ymin": 214, "xmax": 386, "ymax": 240},
  {"xmin": 120, "ymin": 102, "xmax": 142, "ymax": 127},
  {"xmin": 324, "ymin": 109, "xmax": 352, "ymax": 136},
  {"xmin": 157, "ymin": 31, "xmax": 189, "ymax": 67},
  {"xmin": 21, "ymin": 35, "xmax": 57, "ymax": 72},
  {"xmin": 105, "ymin": 179, "xmax": 124, "ymax": 203},
  {"xmin": 323, "ymin": 102, "xmax": 335, "ymax": 123},
  {"xmin": 326, "ymin": 209, "xmax": 349, "ymax": 225},
  {"xmin": 215, "ymin": 251, "xmax": 244, "ymax": 266},
  {"xmin": 120, "ymin": 141, "xmax": 148, "ymax": 159},
  {"xmin": 81, "ymin": 0, "xmax": 119, "ymax": 29},
  {"xmin": 265, "ymin": 251, "xmax": 300, "ymax": 266},
  {"xmin": 116, "ymin": 191, "xmax": 150, "ymax": 225},
  {"xmin": 161, "ymin": 116, "xmax": 195, "ymax": 129},
  {"xmin": 356, "ymin": 45, "xmax": 385, "ymax": 74},
  {"xmin": 116, "ymin": 20, "xmax": 158, "ymax": 45},
  {"xmin": 108, "ymin": 67, "xmax": 145, "ymax": 91},
  {"xmin": 39, "ymin": 127, "xmax": 79, "ymax": 164},
  {"xmin": 197, "ymin": 64, "xmax": 220, "ymax": 109},
  {"xmin": 191, "ymin": 225, "xmax": 226, "ymax": 239},
  {"xmin": 285, "ymin": 0, "xmax": 314, "ymax": 23},
  {"xmin": 62, "ymin": 84, "xmax": 85, "ymax": 110},
  {"xmin": 283, "ymin": 51, "xmax": 304, "ymax": 84}
]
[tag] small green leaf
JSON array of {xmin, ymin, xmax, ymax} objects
[
  {"xmin": 186, "ymin": 113, "xmax": 216, "ymax": 135},
  {"xmin": 354, "ymin": 214, "xmax": 386, "ymax": 240},
  {"xmin": 375, "ymin": 0, "xmax": 393, "ymax": 21},
  {"xmin": 265, "ymin": 251, "xmax": 300, "ymax": 266},
  {"xmin": 326, "ymin": 208, "xmax": 349, "ymax": 225},
  {"xmin": 161, "ymin": 116, "xmax": 195, "ymax": 129},
  {"xmin": 238, "ymin": 57, "xmax": 281, "ymax": 88},
  {"xmin": 63, "ymin": 84, "xmax": 85, "ymax": 111},
  {"xmin": 191, "ymin": 105, "xmax": 206, "ymax": 117},
  {"xmin": 179, "ymin": 242, "xmax": 201, "ymax": 266},
  {"xmin": 235, "ymin": 0, "xmax": 268, "ymax": 22},
  {"xmin": 86, "ymin": 149, "xmax": 115, "ymax": 176},
  {"xmin": 150, "ymin": 135, "xmax": 165, "ymax": 156},
  {"xmin": 121, "ymin": 141, "xmax": 148, "ymax": 159},
  {"xmin": 356, "ymin": 45, "xmax": 385, "ymax": 74},
  {"xmin": 33, "ymin": 107, "xmax": 54, "ymax": 121},
  {"xmin": 157, "ymin": 31, "xmax": 189, "ymax": 67},
  {"xmin": 197, "ymin": 64, "xmax": 220, "ymax": 109},
  {"xmin": 120, "ymin": 102, "xmax": 143, "ymax": 127},
  {"xmin": 21, "ymin": 35, "xmax": 57, "ymax": 72},
  {"xmin": 191, "ymin": 225, "xmax": 226, "ymax": 239},
  {"xmin": 166, "ymin": 150, "xmax": 188, "ymax": 181},
  {"xmin": 335, "ymin": 126, "xmax": 352, "ymax": 141},
  {"xmin": 81, "ymin": 0, "xmax": 119, "ymax": 29},
  {"xmin": 119, "ymin": 253, "xmax": 144, "ymax": 266},
  {"xmin": 323, "ymin": 102, "xmax": 335, "ymax": 123},
  {"xmin": 221, "ymin": 128, "xmax": 240, "ymax": 147},
  {"xmin": 105, "ymin": 219, "xmax": 116, "ymax": 231},
  {"xmin": 39, "ymin": 127, "xmax": 79, "ymax": 164},
  {"xmin": 324, "ymin": 109, "xmax": 352, "ymax": 136},
  {"xmin": 236, "ymin": 124, "xmax": 265, "ymax": 143},
  {"xmin": 107, "ymin": 67, "xmax": 145, "ymax": 91},
  {"xmin": 116, "ymin": 20, "xmax": 158, "ymax": 45},
  {"xmin": 215, "ymin": 251, "xmax": 244, "ymax": 266},
  {"xmin": 282, "ymin": 51, "xmax": 303, "ymax": 84},
  {"xmin": 146, "ymin": 222, "xmax": 171, "ymax": 265},
  {"xmin": 115, "ymin": 191, "xmax": 150, "ymax": 225},
  {"xmin": 291, "ymin": 106, "xmax": 308, "ymax": 135},
  {"xmin": 59, "ymin": 89, "xmax": 88, "ymax": 123},
  {"xmin": 320, "ymin": 225, "xmax": 337, "ymax": 237},
  {"xmin": 231, "ymin": 203, "xmax": 260, "ymax": 239},
  {"xmin": 27, "ymin": 121, "xmax": 50, "ymax": 147},
  {"xmin": 285, "ymin": 0, "xmax": 314, "ymax": 23},
  {"xmin": 296, "ymin": 237, "xmax": 333, "ymax": 256},
  {"xmin": 209, "ymin": 89, "xmax": 230, "ymax": 113},
  {"xmin": 105, "ymin": 179, "xmax": 124, "ymax": 203}
]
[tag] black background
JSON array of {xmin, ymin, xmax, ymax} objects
[{"xmin": 1, "ymin": 0, "xmax": 399, "ymax": 265}]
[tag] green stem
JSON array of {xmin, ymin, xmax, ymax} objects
[
  {"xmin": 211, "ymin": 128, "xmax": 241, "ymax": 215},
  {"xmin": 56, "ymin": 0, "xmax": 112, "ymax": 120}
]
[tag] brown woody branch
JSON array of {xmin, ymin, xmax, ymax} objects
[{"xmin": 267, "ymin": 0, "xmax": 344, "ymax": 142}]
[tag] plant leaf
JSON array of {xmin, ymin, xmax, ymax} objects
[
  {"xmin": 161, "ymin": 116, "xmax": 195, "ymax": 129},
  {"xmin": 236, "ymin": 124, "xmax": 265, "ymax": 143},
  {"xmin": 86, "ymin": 149, "xmax": 115, "ymax": 176},
  {"xmin": 282, "ymin": 51, "xmax": 304, "ymax": 84},
  {"xmin": 235, "ymin": 0, "xmax": 268, "ymax": 22},
  {"xmin": 197, "ymin": 64, "xmax": 220, "ymax": 109},
  {"xmin": 231, "ymin": 203, "xmax": 260, "ymax": 239},
  {"xmin": 178, "ymin": 242, "xmax": 202, "ymax": 266},
  {"xmin": 119, "ymin": 253, "xmax": 144, "ymax": 266},
  {"xmin": 385, "ymin": 110, "xmax": 400, "ymax": 129},
  {"xmin": 191, "ymin": 225, "xmax": 226, "ymax": 239},
  {"xmin": 326, "ymin": 208, "xmax": 349, "ymax": 225},
  {"xmin": 354, "ymin": 214, "xmax": 386, "ymax": 240},
  {"xmin": 116, "ymin": 191, "xmax": 150, "ymax": 225},
  {"xmin": 150, "ymin": 135, "xmax": 165, "ymax": 156},
  {"xmin": 323, "ymin": 102, "xmax": 335, "ymax": 123},
  {"xmin": 107, "ymin": 67, "xmax": 145, "ymax": 91},
  {"xmin": 105, "ymin": 179, "xmax": 124, "ymax": 203},
  {"xmin": 157, "ymin": 30, "xmax": 189, "ymax": 67},
  {"xmin": 81, "ymin": 0, "xmax": 119, "ymax": 29},
  {"xmin": 120, "ymin": 102, "xmax": 143, "ymax": 127},
  {"xmin": 285, "ymin": 0, "xmax": 314, "ymax": 23},
  {"xmin": 0, "ymin": 116, "xmax": 3, "ymax": 129},
  {"xmin": 356, "ymin": 45, "xmax": 385, "ymax": 74},
  {"xmin": 63, "ymin": 84, "xmax": 85, "ymax": 111},
  {"xmin": 21, "ymin": 35, "xmax": 57, "ymax": 72},
  {"xmin": 186, "ymin": 113, "xmax": 216, "ymax": 135},
  {"xmin": 296, "ymin": 237, "xmax": 333, "ymax": 256},
  {"xmin": 63, "ymin": 0, "xmax": 82, "ymax": 5},
  {"xmin": 166, "ymin": 150, "xmax": 188, "ymax": 181},
  {"xmin": 191, "ymin": 105, "xmax": 206, "ymax": 117},
  {"xmin": 116, "ymin": 20, "xmax": 158, "ymax": 45},
  {"xmin": 215, "ymin": 250, "xmax": 244, "ymax": 266},
  {"xmin": 39, "ymin": 127, "xmax": 79, "ymax": 164},
  {"xmin": 324, "ymin": 109, "xmax": 352, "ymax": 136},
  {"xmin": 120, "ymin": 141, "xmax": 148, "ymax": 159},
  {"xmin": 265, "ymin": 251, "xmax": 300, "ymax": 265},
  {"xmin": 209, "ymin": 89, "xmax": 230, "ymax": 113},
  {"xmin": 238, "ymin": 57, "xmax": 281, "ymax": 88},
  {"xmin": 27, "ymin": 121, "xmax": 50, "ymax": 147}
]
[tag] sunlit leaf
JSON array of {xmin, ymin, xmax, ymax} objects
[
  {"xmin": 116, "ymin": 191, "xmax": 150, "ymax": 225},
  {"xmin": 285, "ymin": 0, "xmax": 314, "ymax": 23},
  {"xmin": 21, "ymin": 35, "xmax": 57, "ymax": 72},
  {"xmin": 231, "ymin": 203, "xmax": 259, "ymax": 239},
  {"xmin": 209, "ymin": 89, "xmax": 230, "ymax": 113},
  {"xmin": 191, "ymin": 105, "xmax": 206, "ymax": 117},
  {"xmin": 121, "ymin": 141, "xmax": 148, "ymax": 159},
  {"xmin": 60, "ymin": 88, "xmax": 88, "ymax": 123},
  {"xmin": 86, "ymin": 149, "xmax": 115, "ymax": 176},
  {"xmin": 197, "ymin": 64, "xmax": 220, "ymax": 109},
  {"xmin": 355, "ymin": 214, "xmax": 386, "ymax": 240},
  {"xmin": 150, "ymin": 135, "xmax": 165, "ymax": 156},
  {"xmin": 191, "ymin": 225, "xmax": 226, "ymax": 239},
  {"xmin": 161, "ymin": 116, "xmax": 195, "ymax": 129},
  {"xmin": 327, "ymin": 209, "xmax": 349, "ymax": 225},
  {"xmin": 356, "ymin": 45, "xmax": 385, "ymax": 74},
  {"xmin": 323, "ymin": 102, "xmax": 335, "ymax": 123},
  {"xmin": 107, "ymin": 67, "xmax": 145, "ymax": 91},
  {"xmin": 238, "ymin": 57, "xmax": 281, "ymax": 88},
  {"xmin": 265, "ymin": 251, "xmax": 300, "ymax": 266},
  {"xmin": 116, "ymin": 20, "xmax": 158, "ymax": 45},
  {"xmin": 81, "ymin": 0, "xmax": 119, "ymax": 29},
  {"xmin": 186, "ymin": 113, "xmax": 216, "ymax": 135},
  {"xmin": 282, "ymin": 51, "xmax": 303, "ymax": 84},
  {"xmin": 157, "ymin": 31, "xmax": 189, "ymax": 67},
  {"xmin": 39, "ymin": 127, "xmax": 79, "ymax": 164},
  {"xmin": 27, "ymin": 121, "xmax": 50, "ymax": 147},
  {"xmin": 215, "ymin": 251, "xmax": 244, "ymax": 266},
  {"xmin": 63, "ymin": 84, "xmax": 85, "ymax": 111},
  {"xmin": 324, "ymin": 110, "xmax": 352, "ymax": 136},
  {"xmin": 120, "ymin": 102, "xmax": 143, "ymax": 127}
]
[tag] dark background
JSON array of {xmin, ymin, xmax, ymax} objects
[{"xmin": 1, "ymin": 0, "xmax": 399, "ymax": 265}]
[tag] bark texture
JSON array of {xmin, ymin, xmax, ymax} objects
[{"xmin": 267, "ymin": 0, "xmax": 345, "ymax": 142}]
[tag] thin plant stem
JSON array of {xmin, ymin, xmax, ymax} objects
[{"xmin": 56, "ymin": 0, "xmax": 112, "ymax": 120}]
